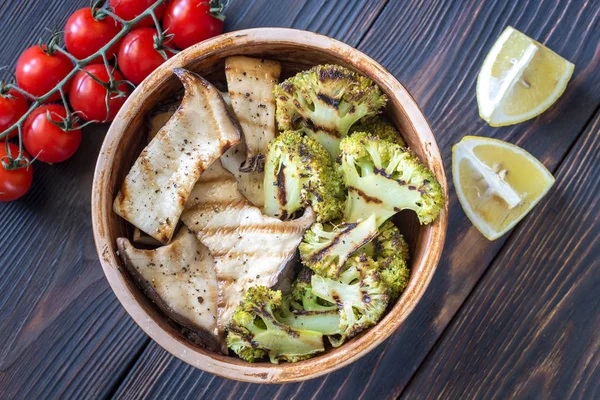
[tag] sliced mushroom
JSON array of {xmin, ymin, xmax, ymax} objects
[
  {"xmin": 113, "ymin": 69, "xmax": 241, "ymax": 244},
  {"xmin": 146, "ymin": 92, "xmax": 231, "ymax": 143},
  {"xmin": 219, "ymin": 57, "xmax": 281, "ymax": 208},
  {"xmin": 182, "ymin": 199, "xmax": 315, "ymax": 333},
  {"xmin": 147, "ymin": 107, "xmax": 176, "ymax": 143},
  {"xmin": 132, "ymin": 227, "xmax": 163, "ymax": 246},
  {"xmin": 221, "ymin": 91, "xmax": 232, "ymax": 108},
  {"xmin": 117, "ymin": 227, "xmax": 223, "ymax": 352},
  {"xmin": 220, "ymin": 146, "xmax": 266, "ymax": 207},
  {"xmin": 225, "ymin": 56, "xmax": 281, "ymax": 172},
  {"xmin": 184, "ymin": 160, "xmax": 246, "ymax": 214}
]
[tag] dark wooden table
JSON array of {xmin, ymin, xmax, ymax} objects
[{"xmin": 1, "ymin": 1, "xmax": 599, "ymax": 399}]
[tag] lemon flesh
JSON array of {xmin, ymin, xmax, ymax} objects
[
  {"xmin": 453, "ymin": 136, "xmax": 555, "ymax": 240},
  {"xmin": 477, "ymin": 26, "xmax": 574, "ymax": 126}
]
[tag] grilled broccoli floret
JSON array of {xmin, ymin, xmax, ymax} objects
[
  {"xmin": 226, "ymin": 286, "xmax": 324, "ymax": 363},
  {"xmin": 299, "ymin": 214, "xmax": 378, "ymax": 278},
  {"xmin": 340, "ymin": 133, "xmax": 444, "ymax": 225},
  {"xmin": 358, "ymin": 221, "xmax": 410, "ymax": 300},
  {"xmin": 274, "ymin": 65, "xmax": 387, "ymax": 157},
  {"xmin": 310, "ymin": 255, "xmax": 389, "ymax": 346},
  {"xmin": 290, "ymin": 279, "xmax": 337, "ymax": 312},
  {"xmin": 275, "ymin": 294, "xmax": 341, "ymax": 335},
  {"xmin": 350, "ymin": 115, "xmax": 405, "ymax": 146},
  {"xmin": 264, "ymin": 131, "xmax": 345, "ymax": 222}
]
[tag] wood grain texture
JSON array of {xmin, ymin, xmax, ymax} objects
[
  {"xmin": 2, "ymin": 0, "xmax": 598, "ymax": 397},
  {"xmin": 222, "ymin": 0, "xmax": 388, "ymax": 45},
  {"xmin": 0, "ymin": 123, "xmax": 149, "ymax": 400},
  {"xmin": 401, "ymin": 111, "xmax": 600, "ymax": 400},
  {"xmin": 0, "ymin": 1, "xmax": 155, "ymax": 384},
  {"xmin": 0, "ymin": 0, "xmax": 388, "ymax": 398},
  {"xmin": 113, "ymin": 0, "xmax": 600, "ymax": 398}
]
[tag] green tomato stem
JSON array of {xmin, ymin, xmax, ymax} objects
[{"xmin": 0, "ymin": 0, "xmax": 168, "ymax": 164}]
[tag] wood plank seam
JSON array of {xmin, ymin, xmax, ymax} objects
[
  {"xmin": 103, "ymin": 337, "xmax": 152, "ymax": 400},
  {"xmin": 396, "ymin": 102, "xmax": 600, "ymax": 400},
  {"xmin": 354, "ymin": 0, "xmax": 391, "ymax": 49}
]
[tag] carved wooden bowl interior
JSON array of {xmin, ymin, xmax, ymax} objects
[{"xmin": 92, "ymin": 28, "xmax": 448, "ymax": 383}]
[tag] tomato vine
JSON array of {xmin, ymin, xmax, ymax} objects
[{"xmin": 0, "ymin": 0, "xmax": 170, "ymax": 165}]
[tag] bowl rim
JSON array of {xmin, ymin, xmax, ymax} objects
[{"xmin": 92, "ymin": 27, "xmax": 448, "ymax": 383}]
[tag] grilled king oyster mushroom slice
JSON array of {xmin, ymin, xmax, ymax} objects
[
  {"xmin": 132, "ymin": 227, "xmax": 163, "ymax": 246},
  {"xmin": 182, "ymin": 194, "xmax": 315, "ymax": 333},
  {"xmin": 114, "ymin": 69, "xmax": 241, "ymax": 244},
  {"xmin": 220, "ymin": 145, "xmax": 265, "ymax": 207},
  {"xmin": 147, "ymin": 92, "xmax": 231, "ymax": 143},
  {"xmin": 220, "ymin": 56, "xmax": 281, "ymax": 208},
  {"xmin": 147, "ymin": 107, "xmax": 176, "ymax": 143},
  {"xmin": 184, "ymin": 159, "xmax": 246, "ymax": 214},
  {"xmin": 225, "ymin": 56, "xmax": 281, "ymax": 171},
  {"xmin": 117, "ymin": 227, "xmax": 223, "ymax": 352}
]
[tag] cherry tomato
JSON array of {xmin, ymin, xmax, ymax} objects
[
  {"xmin": 64, "ymin": 8, "xmax": 122, "ymax": 62},
  {"xmin": 110, "ymin": 0, "xmax": 167, "ymax": 28},
  {"xmin": 23, "ymin": 104, "xmax": 82, "ymax": 164},
  {"xmin": 0, "ymin": 142, "xmax": 33, "ymax": 202},
  {"xmin": 15, "ymin": 45, "xmax": 73, "ymax": 102},
  {"xmin": 69, "ymin": 64, "xmax": 130, "ymax": 122},
  {"xmin": 0, "ymin": 89, "xmax": 29, "ymax": 140},
  {"xmin": 163, "ymin": 0, "xmax": 224, "ymax": 50},
  {"xmin": 117, "ymin": 28, "xmax": 174, "ymax": 85}
]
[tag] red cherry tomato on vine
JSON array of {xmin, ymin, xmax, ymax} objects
[
  {"xmin": 163, "ymin": 0, "xmax": 225, "ymax": 50},
  {"xmin": 0, "ymin": 142, "xmax": 33, "ymax": 202},
  {"xmin": 117, "ymin": 28, "xmax": 174, "ymax": 85},
  {"xmin": 69, "ymin": 64, "xmax": 130, "ymax": 122},
  {"xmin": 109, "ymin": 0, "xmax": 167, "ymax": 28},
  {"xmin": 64, "ymin": 8, "xmax": 122, "ymax": 62},
  {"xmin": 0, "ymin": 90, "xmax": 29, "ymax": 140},
  {"xmin": 23, "ymin": 104, "xmax": 82, "ymax": 164},
  {"xmin": 15, "ymin": 45, "xmax": 73, "ymax": 102}
]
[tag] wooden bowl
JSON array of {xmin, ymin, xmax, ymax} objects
[{"xmin": 92, "ymin": 28, "xmax": 448, "ymax": 383}]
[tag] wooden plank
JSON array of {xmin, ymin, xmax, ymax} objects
[
  {"xmin": 0, "ymin": 122, "xmax": 149, "ymax": 400},
  {"xmin": 401, "ymin": 111, "xmax": 600, "ymax": 400},
  {"xmin": 0, "ymin": 0, "xmax": 388, "ymax": 399},
  {"xmin": 113, "ymin": 0, "xmax": 600, "ymax": 398},
  {"xmin": 0, "ymin": 2, "xmax": 152, "ymax": 398},
  {"xmin": 222, "ymin": 0, "xmax": 387, "ymax": 45},
  {"xmin": 0, "ymin": 0, "xmax": 82, "ymax": 67}
]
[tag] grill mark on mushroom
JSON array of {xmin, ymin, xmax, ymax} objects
[
  {"xmin": 182, "ymin": 197, "xmax": 316, "ymax": 333},
  {"xmin": 117, "ymin": 227, "xmax": 223, "ymax": 352},
  {"xmin": 220, "ymin": 56, "xmax": 281, "ymax": 208},
  {"xmin": 113, "ymin": 69, "xmax": 241, "ymax": 244}
]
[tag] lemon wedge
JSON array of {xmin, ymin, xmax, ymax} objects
[
  {"xmin": 477, "ymin": 26, "xmax": 574, "ymax": 127},
  {"xmin": 453, "ymin": 136, "xmax": 555, "ymax": 240}
]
